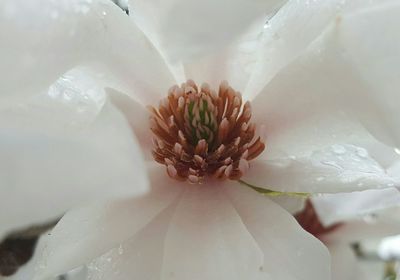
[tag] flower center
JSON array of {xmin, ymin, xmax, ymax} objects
[{"xmin": 149, "ymin": 80, "xmax": 265, "ymax": 184}]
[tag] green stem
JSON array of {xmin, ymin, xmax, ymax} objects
[{"xmin": 238, "ymin": 180, "xmax": 310, "ymax": 198}]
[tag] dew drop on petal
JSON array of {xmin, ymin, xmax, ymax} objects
[
  {"xmin": 356, "ymin": 147, "xmax": 369, "ymax": 158},
  {"xmin": 315, "ymin": 176, "xmax": 325, "ymax": 182},
  {"xmin": 331, "ymin": 144, "xmax": 346, "ymax": 155}
]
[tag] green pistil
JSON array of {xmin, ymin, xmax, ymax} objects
[
  {"xmin": 238, "ymin": 180, "xmax": 310, "ymax": 198},
  {"xmin": 188, "ymin": 99, "xmax": 217, "ymax": 145}
]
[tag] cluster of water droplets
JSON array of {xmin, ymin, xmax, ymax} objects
[
  {"xmin": 310, "ymin": 143, "xmax": 394, "ymax": 188},
  {"xmin": 86, "ymin": 244, "xmax": 125, "ymax": 279},
  {"xmin": 47, "ymin": 68, "xmax": 106, "ymax": 126}
]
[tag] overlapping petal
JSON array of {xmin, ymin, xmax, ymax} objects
[
  {"xmin": 128, "ymin": 0, "xmax": 286, "ymax": 63},
  {"xmin": 34, "ymin": 164, "xmax": 183, "ymax": 279},
  {"xmin": 183, "ymin": 18, "xmax": 267, "ymax": 92},
  {"xmin": 0, "ymin": 71, "xmax": 148, "ymax": 239},
  {"xmin": 312, "ymin": 188, "xmax": 400, "ymax": 226},
  {"xmin": 324, "ymin": 207, "xmax": 400, "ymax": 243},
  {"xmin": 224, "ymin": 183, "xmax": 330, "ymax": 280},
  {"xmin": 36, "ymin": 169, "xmax": 330, "ymax": 280},
  {"xmin": 242, "ymin": 2, "xmax": 400, "ymax": 193},
  {"xmin": 0, "ymin": 0, "xmax": 175, "ymax": 107},
  {"xmin": 244, "ymin": 0, "xmax": 397, "ymax": 99},
  {"xmin": 329, "ymin": 243, "xmax": 366, "ymax": 280},
  {"xmin": 249, "ymin": 1, "xmax": 400, "ymax": 147}
]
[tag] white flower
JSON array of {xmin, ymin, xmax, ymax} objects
[
  {"xmin": 1, "ymin": 0, "xmax": 400, "ymax": 279},
  {"xmin": 296, "ymin": 190, "xmax": 400, "ymax": 280}
]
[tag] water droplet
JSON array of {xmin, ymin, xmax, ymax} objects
[
  {"xmin": 356, "ymin": 147, "xmax": 368, "ymax": 158},
  {"xmin": 102, "ymin": 11, "xmax": 107, "ymax": 16},
  {"xmin": 362, "ymin": 214, "xmax": 377, "ymax": 224},
  {"xmin": 332, "ymin": 144, "xmax": 346, "ymax": 155},
  {"xmin": 263, "ymin": 22, "xmax": 271, "ymax": 29},
  {"xmin": 118, "ymin": 245, "xmax": 124, "ymax": 255},
  {"xmin": 394, "ymin": 148, "xmax": 400, "ymax": 155},
  {"xmin": 387, "ymin": 182, "xmax": 395, "ymax": 187},
  {"xmin": 321, "ymin": 160, "xmax": 343, "ymax": 170},
  {"xmin": 315, "ymin": 176, "xmax": 325, "ymax": 182}
]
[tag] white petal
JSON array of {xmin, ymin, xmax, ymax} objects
[
  {"xmin": 330, "ymin": 1, "xmax": 400, "ymax": 148},
  {"xmin": 128, "ymin": 0, "xmax": 286, "ymax": 63},
  {"xmin": 269, "ymin": 195, "xmax": 306, "ymax": 215},
  {"xmin": 244, "ymin": 0, "xmax": 344, "ymax": 98},
  {"xmin": 0, "ymin": 0, "xmax": 174, "ymax": 107},
  {"xmin": 325, "ymin": 207, "xmax": 400, "ymax": 243},
  {"xmin": 0, "ymin": 76, "xmax": 148, "ymax": 238},
  {"xmin": 184, "ymin": 18, "xmax": 267, "ymax": 92},
  {"xmin": 35, "ymin": 164, "xmax": 183, "ymax": 279},
  {"xmin": 0, "ymin": 69, "xmax": 147, "ymax": 235},
  {"xmin": 379, "ymin": 235, "xmax": 400, "ymax": 260},
  {"xmin": 250, "ymin": 1, "xmax": 400, "ymax": 148},
  {"xmin": 312, "ymin": 188, "xmax": 400, "ymax": 227},
  {"xmin": 224, "ymin": 183, "xmax": 330, "ymax": 280},
  {"xmin": 161, "ymin": 183, "xmax": 264, "ymax": 280},
  {"xmin": 243, "ymin": 143, "xmax": 399, "ymax": 194},
  {"xmin": 244, "ymin": 0, "xmax": 396, "ymax": 99},
  {"xmin": 94, "ymin": 4, "xmax": 175, "ymax": 106},
  {"xmin": 328, "ymin": 243, "xmax": 364, "ymax": 280},
  {"xmin": 246, "ymin": 6, "xmax": 400, "ymax": 193},
  {"xmin": 106, "ymin": 88, "xmax": 153, "ymax": 157},
  {"xmin": 87, "ymin": 197, "xmax": 179, "ymax": 280}
]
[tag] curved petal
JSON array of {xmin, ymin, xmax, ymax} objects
[
  {"xmin": 243, "ymin": 143, "xmax": 399, "ymax": 194},
  {"xmin": 1, "ymin": 0, "xmax": 99, "ymax": 103},
  {"xmin": 328, "ymin": 243, "xmax": 364, "ymax": 280},
  {"xmin": 0, "ymin": 0, "xmax": 174, "ymax": 107},
  {"xmin": 224, "ymin": 183, "xmax": 330, "ymax": 280},
  {"xmin": 0, "ymin": 71, "xmax": 149, "ymax": 238},
  {"xmin": 160, "ymin": 183, "xmax": 264, "ymax": 280},
  {"xmin": 93, "ymin": 2, "xmax": 175, "ymax": 106},
  {"xmin": 128, "ymin": 0, "xmax": 286, "ymax": 63},
  {"xmin": 325, "ymin": 207, "xmax": 400, "ymax": 243},
  {"xmin": 34, "ymin": 164, "xmax": 183, "ymax": 279},
  {"xmin": 106, "ymin": 87, "xmax": 153, "ymax": 157},
  {"xmin": 244, "ymin": 0, "xmax": 396, "ymax": 99},
  {"xmin": 269, "ymin": 196, "xmax": 306, "ymax": 215},
  {"xmin": 87, "ymin": 198, "xmax": 179, "ymax": 280},
  {"xmin": 245, "ymin": 3, "xmax": 400, "ymax": 193},
  {"xmin": 250, "ymin": 1, "xmax": 400, "ymax": 148},
  {"xmin": 183, "ymin": 18, "xmax": 267, "ymax": 92},
  {"xmin": 244, "ymin": 0, "xmax": 345, "ymax": 98},
  {"xmin": 312, "ymin": 188, "xmax": 400, "ymax": 227}
]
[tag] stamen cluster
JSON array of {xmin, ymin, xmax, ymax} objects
[{"xmin": 149, "ymin": 80, "xmax": 265, "ymax": 183}]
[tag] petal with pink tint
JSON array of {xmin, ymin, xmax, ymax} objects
[
  {"xmin": 224, "ymin": 183, "xmax": 330, "ymax": 280},
  {"xmin": 34, "ymin": 165, "xmax": 183, "ymax": 279}
]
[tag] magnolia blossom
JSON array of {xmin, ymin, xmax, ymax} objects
[
  {"xmin": 2, "ymin": 0, "xmax": 400, "ymax": 279},
  {"xmin": 297, "ymin": 190, "xmax": 400, "ymax": 280}
]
